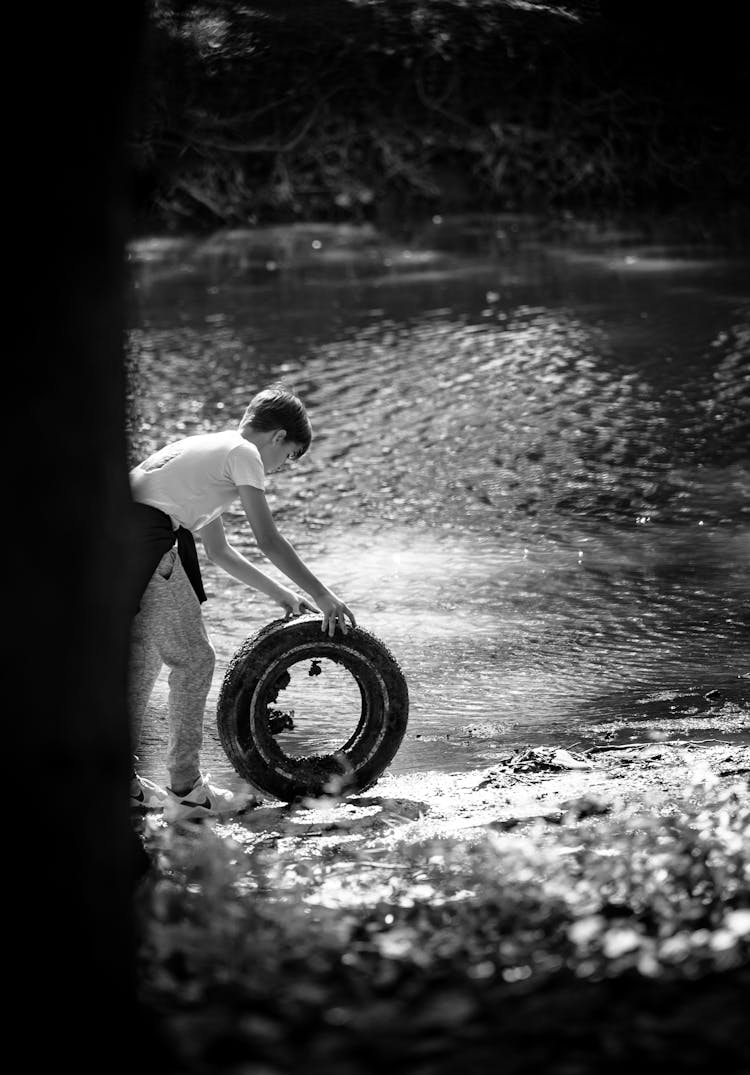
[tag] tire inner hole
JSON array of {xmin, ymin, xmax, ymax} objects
[{"xmin": 266, "ymin": 658, "xmax": 363, "ymax": 758}]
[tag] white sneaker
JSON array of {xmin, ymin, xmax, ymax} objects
[
  {"xmin": 130, "ymin": 773, "xmax": 168, "ymax": 811},
  {"xmin": 165, "ymin": 772, "xmax": 258, "ymax": 821}
]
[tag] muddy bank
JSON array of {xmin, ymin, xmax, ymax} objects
[
  {"xmin": 134, "ymin": 739, "xmax": 747, "ymax": 1075},
  {"xmin": 135, "ymin": 739, "xmax": 750, "ymax": 1074},
  {"xmin": 179, "ymin": 740, "xmax": 750, "ymax": 898}
]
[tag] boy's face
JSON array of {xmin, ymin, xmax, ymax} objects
[{"xmin": 262, "ymin": 430, "xmax": 305, "ymax": 474}]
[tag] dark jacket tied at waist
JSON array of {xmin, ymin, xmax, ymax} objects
[{"xmin": 128, "ymin": 501, "xmax": 207, "ymax": 617}]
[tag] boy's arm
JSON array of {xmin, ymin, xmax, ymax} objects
[
  {"xmin": 237, "ymin": 485, "xmax": 356, "ymax": 636},
  {"xmin": 198, "ymin": 516, "xmax": 317, "ymax": 617}
]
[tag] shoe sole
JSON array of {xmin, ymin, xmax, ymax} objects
[{"xmin": 166, "ymin": 798, "xmax": 258, "ymax": 822}]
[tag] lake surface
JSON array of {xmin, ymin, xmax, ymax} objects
[{"xmin": 126, "ymin": 214, "xmax": 749, "ymax": 789}]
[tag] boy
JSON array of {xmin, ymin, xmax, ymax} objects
[{"xmin": 127, "ymin": 384, "xmax": 355, "ymax": 821}]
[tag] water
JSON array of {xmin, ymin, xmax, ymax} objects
[{"xmin": 126, "ymin": 215, "xmax": 749, "ymax": 787}]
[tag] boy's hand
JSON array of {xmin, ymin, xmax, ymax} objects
[
  {"xmin": 318, "ymin": 591, "xmax": 356, "ymax": 637},
  {"xmin": 278, "ymin": 589, "xmax": 318, "ymax": 618}
]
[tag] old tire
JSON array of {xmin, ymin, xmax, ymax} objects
[{"xmin": 216, "ymin": 613, "xmax": 409, "ymax": 802}]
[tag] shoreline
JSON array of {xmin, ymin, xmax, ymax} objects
[{"xmin": 175, "ymin": 740, "xmax": 750, "ymax": 897}]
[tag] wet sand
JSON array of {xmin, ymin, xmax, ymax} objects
[{"xmin": 141, "ymin": 740, "xmax": 750, "ymax": 908}]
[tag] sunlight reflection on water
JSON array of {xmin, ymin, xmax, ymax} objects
[{"xmin": 139, "ymin": 518, "xmax": 748, "ymax": 787}]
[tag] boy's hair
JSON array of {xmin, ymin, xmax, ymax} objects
[{"xmin": 239, "ymin": 384, "xmax": 312, "ymax": 457}]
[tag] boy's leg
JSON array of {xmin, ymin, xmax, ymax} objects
[
  {"xmin": 146, "ymin": 549, "xmax": 216, "ymax": 794},
  {"xmin": 128, "ymin": 594, "xmax": 165, "ymax": 764}
]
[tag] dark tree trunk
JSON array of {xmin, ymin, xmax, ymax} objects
[{"xmin": 9, "ymin": 4, "xmax": 150, "ymax": 1070}]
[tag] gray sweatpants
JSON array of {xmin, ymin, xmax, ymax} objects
[{"xmin": 128, "ymin": 547, "xmax": 215, "ymax": 792}]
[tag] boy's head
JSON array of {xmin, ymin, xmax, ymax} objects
[{"xmin": 239, "ymin": 384, "xmax": 312, "ymax": 459}]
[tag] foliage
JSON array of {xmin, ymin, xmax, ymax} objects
[
  {"xmin": 129, "ymin": 0, "xmax": 749, "ymax": 233},
  {"xmin": 134, "ymin": 769, "xmax": 750, "ymax": 1072}
]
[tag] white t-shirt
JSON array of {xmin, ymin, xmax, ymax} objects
[{"xmin": 129, "ymin": 430, "xmax": 265, "ymax": 532}]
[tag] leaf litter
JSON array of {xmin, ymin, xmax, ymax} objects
[{"xmin": 133, "ymin": 739, "xmax": 750, "ymax": 1073}]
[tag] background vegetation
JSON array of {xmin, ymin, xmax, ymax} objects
[{"xmin": 130, "ymin": 0, "xmax": 749, "ymax": 235}]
